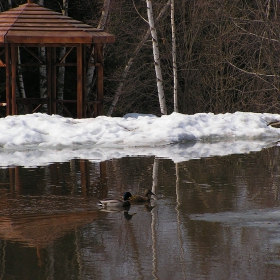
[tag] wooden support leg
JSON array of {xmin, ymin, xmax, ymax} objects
[
  {"xmin": 51, "ymin": 47, "xmax": 57, "ymax": 114},
  {"xmin": 5, "ymin": 44, "xmax": 11, "ymax": 116},
  {"xmin": 46, "ymin": 47, "xmax": 52, "ymax": 114},
  {"xmin": 11, "ymin": 44, "xmax": 17, "ymax": 115},
  {"xmin": 77, "ymin": 44, "xmax": 83, "ymax": 118},
  {"xmin": 83, "ymin": 45, "xmax": 87, "ymax": 117}
]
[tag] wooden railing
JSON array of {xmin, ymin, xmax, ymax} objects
[{"xmin": 13, "ymin": 98, "xmax": 100, "ymax": 118}]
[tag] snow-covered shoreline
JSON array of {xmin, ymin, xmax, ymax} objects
[{"xmin": 0, "ymin": 112, "xmax": 280, "ymax": 166}]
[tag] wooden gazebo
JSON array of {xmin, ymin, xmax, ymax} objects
[{"xmin": 0, "ymin": 0, "xmax": 115, "ymax": 118}]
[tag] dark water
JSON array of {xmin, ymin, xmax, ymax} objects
[{"xmin": 1, "ymin": 146, "xmax": 280, "ymax": 279}]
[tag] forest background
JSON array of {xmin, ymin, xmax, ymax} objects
[{"xmin": 1, "ymin": 0, "xmax": 280, "ymax": 117}]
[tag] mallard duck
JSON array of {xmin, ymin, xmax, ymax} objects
[
  {"xmin": 129, "ymin": 189, "xmax": 157, "ymax": 203},
  {"xmin": 98, "ymin": 192, "xmax": 132, "ymax": 208}
]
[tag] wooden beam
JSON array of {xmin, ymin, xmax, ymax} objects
[
  {"xmin": 17, "ymin": 98, "xmax": 48, "ymax": 104},
  {"xmin": 11, "ymin": 44, "xmax": 17, "ymax": 115},
  {"xmin": 77, "ymin": 44, "xmax": 83, "ymax": 118},
  {"xmin": 59, "ymin": 47, "xmax": 73, "ymax": 63},
  {"xmin": 51, "ymin": 47, "xmax": 56, "ymax": 114},
  {"xmin": 46, "ymin": 47, "xmax": 52, "ymax": 114},
  {"xmin": 83, "ymin": 44, "xmax": 87, "ymax": 117},
  {"xmin": 5, "ymin": 44, "xmax": 11, "ymax": 115},
  {"xmin": 23, "ymin": 46, "xmax": 44, "ymax": 63}
]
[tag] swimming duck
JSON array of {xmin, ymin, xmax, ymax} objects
[
  {"xmin": 98, "ymin": 192, "xmax": 132, "ymax": 208},
  {"xmin": 129, "ymin": 189, "xmax": 157, "ymax": 203}
]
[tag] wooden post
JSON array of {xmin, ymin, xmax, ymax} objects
[
  {"xmin": 95, "ymin": 44, "xmax": 104, "ymax": 116},
  {"xmin": 83, "ymin": 45, "xmax": 87, "ymax": 117},
  {"xmin": 5, "ymin": 44, "xmax": 11, "ymax": 115},
  {"xmin": 77, "ymin": 44, "xmax": 83, "ymax": 118},
  {"xmin": 51, "ymin": 47, "xmax": 57, "ymax": 114},
  {"xmin": 46, "ymin": 47, "xmax": 52, "ymax": 114},
  {"xmin": 11, "ymin": 44, "xmax": 17, "ymax": 115}
]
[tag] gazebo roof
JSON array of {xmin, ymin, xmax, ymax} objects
[{"xmin": 0, "ymin": 1, "xmax": 115, "ymax": 44}]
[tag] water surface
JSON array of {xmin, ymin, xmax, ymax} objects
[{"xmin": 1, "ymin": 147, "xmax": 280, "ymax": 279}]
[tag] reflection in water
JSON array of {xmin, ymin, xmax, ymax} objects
[
  {"xmin": 175, "ymin": 162, "xmax": 187, "ymax": 280},
  {"xmin": 99, "ymin": 206, "xmax": 136, "ymax": 220},
  {"xmin": 1, "ymin": 146, "xmax": 280, "ymax": 278},
  {"xmin": 152, "ymin": 158, "xmax": 159, "ymax": 280},
  {"xmin": 0, "ymin": 211, "xmax": 98, "ymax": 247}
]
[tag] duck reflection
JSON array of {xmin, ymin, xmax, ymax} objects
[
  {"xmin": 99, "ymin": 202, "xmax": 157, "ymax": 219},
  {"xmin": 144, "ymin": 203, "xmax": 157, "ymax": 212},
  {"xmin": 98, "ymin": 205, "xmax": 136, "ymax": 220}
]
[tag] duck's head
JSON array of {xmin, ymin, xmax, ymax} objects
[
  {"xmin": 144, "ymin": 189, "xmax": 157, "ymax": 198},
  {"xmin": 123, "ymin": 192, "xmax": 132, "ymax": 201}
]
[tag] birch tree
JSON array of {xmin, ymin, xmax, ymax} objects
[
  {"xmin": 151, "ymin": 156, "xmax": 159, "ymax": 278},
  {"xmin": 17, "ymin": 48, "xmax": 26, "ymax": 99},
  {"xmin": 39, "ymin": 46, "xmax": 47, "ymax": 102},
  {"xmin": 146, "ymin": 0, "xmax": 167, "ymax": 115},
  {"xmin": 171, "ymin": 0, "xmax": 178, "ymax": 112},
  {"xmin": 37, "ymin": 0, "xmax": 47, "ymax": 112},
  {"xmin": 98, "ymin": 0, "xmax": 111, "ymax": 29},
  {"xmin": 57, "ymin": 0, "xmax": 68, "ymax": 114},
  {"xmin": 107, "ymin": 1, "xmax": 170, "ymax": 116}
]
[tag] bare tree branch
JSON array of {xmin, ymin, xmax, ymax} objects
[{"xmin": 107, "ymin": 0, "xmax": 171, "ymax": 116}]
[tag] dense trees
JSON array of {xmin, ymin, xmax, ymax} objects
[
  {"xmin": 2, "ymin": 0, "xmax": 280, "ymax": 116},
  {"xmin": 105, "ymin": 0, "xmax": 280, "ymax": 116}
]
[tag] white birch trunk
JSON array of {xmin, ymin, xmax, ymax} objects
[
  {"xmin": 175, "ymin": 162, "xmax": 187, "ymax": 277},
  {"xmin": 38, "ymin": 0, "xmax": 47, "ymax": 111},
  {"xmin": 17, "ymin": 48, "xmax": 26, "ymax": 98},
  {"xmin": 146, "ymin": 0, "xmax": 167, "ymax": 115},
  {"xmin": 86, "ymin": 50, "xmax": 95, "ymax": 98},
  {"xmin": 57, "ymin": 0, "xmax": 68, "ymax": 114},
  {"xmin": 39, "ymin": 47, "xmax": 47, "ymax": 100},
  {"xmin": 98, "ymin": 0, "xmax": 111, "ymax": 30},
  {"xmin": 151, "ymin": 206, "xmax": 158, "ymax": 279},
  {"xmin": 57, "ymin": 48, "xmax": 66, "ymax": 109},
  {"xmin": 107, "ymin": 1, "xmax": 170, "ymax": 116},
  {"xmin": 171, "ymin": 0, "xmax": 178, "ymax": 112},
  {"xmin": 151, "ymin": 157, "xmax": 159, "ymax": 277}
]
